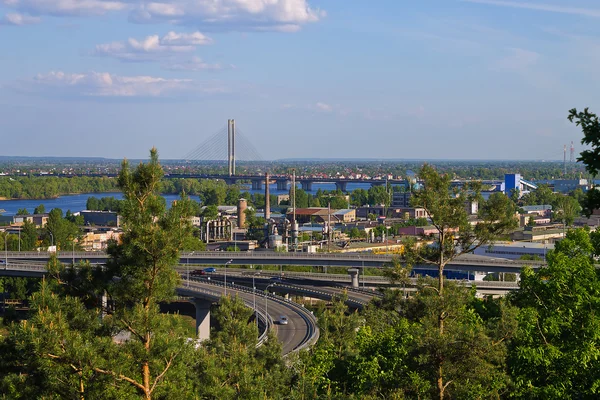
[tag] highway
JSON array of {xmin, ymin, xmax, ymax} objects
[
  {"xmin": 196, "ymin": 273, "xmax": 376, "ymax": 309},
  {"xmin": 0, "ymin": 263, "xmax": 319, "ymax": 356},
  {"xmin": 1, "ymin": 250, "xmax": 546, "ymax": 273},
  {"xmin": 180, "ymin": 279, "xmax": 318, "ymax": 355}
]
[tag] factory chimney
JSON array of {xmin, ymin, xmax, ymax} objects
[{"xmin": 238, "ymin": 198, "xmax": 247, "ymax": 228}]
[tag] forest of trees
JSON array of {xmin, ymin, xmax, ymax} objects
[{"xmin": 0, "ymin": 176, "xmax": 119, "ymax": 200}]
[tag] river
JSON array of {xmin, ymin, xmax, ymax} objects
[{"xmin": 0, "ymin": 183, "xmax": 373, "ymax": 216}]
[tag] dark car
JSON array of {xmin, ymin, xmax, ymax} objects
[
  {"xmin": 270, "ymin": 276, "xmax": 284, "ymax": 282},
  {"xmin": 203, "ymin": 267, "xmax": 217, "ymax": 273},
  {"xmin": 190, "ymin": 269, "xmax": 206, "ymax": 276}
]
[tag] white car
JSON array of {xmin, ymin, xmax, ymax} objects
[{"xmin": 278, "ymin": 315, "xmax": 288, "ymax": 325}]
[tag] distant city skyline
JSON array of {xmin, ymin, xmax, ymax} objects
[{"xmin": 1, "ymin": 0, "xmax": 598, "ymax": 160}]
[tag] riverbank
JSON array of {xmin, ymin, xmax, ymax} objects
[{"xmin": 0, "ymin": 191, "xmax": 120, "ymax": 201}]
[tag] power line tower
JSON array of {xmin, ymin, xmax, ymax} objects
[
  {"xmin": 570, "ymin": 141, "xmax": 575, "ymax": 163},
  {"xmin": 563, "ymin": 144, "xmax": 567, "ymax": 176}
]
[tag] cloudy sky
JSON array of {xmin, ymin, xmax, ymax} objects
[{"xmin": 0, "ymin": 0, "xmax": 598, "ymax": 160}]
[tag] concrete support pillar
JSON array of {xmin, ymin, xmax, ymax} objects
[
  {"xmin": 101, "ymin": 291, "xmax": 108, "ymax": 318},
  {"xmin": 277, "ymin": 180, "xmax": 289, "ymax": 190},
  {"xmin": 252, "ymin": 180, "xmax": 263, "ymax": 190},
  {"xmin": 301, "ymin": 181, "xmax": 312, "ymax": 191},
  {"xmin": 193, "ymin": 299, "xmax": 212, "ymax": 341},
  {"xmin": 335, "ymin": 182, "xmax": 348, "ymax": 192},
  {"xmin": 348, "ymin": 268, "xmax": 360, "ymax": 288}
]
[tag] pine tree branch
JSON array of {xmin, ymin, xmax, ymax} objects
[
  {"xmin": 443, "ymin": 379, "xmax": 454, "ymax": 391},
  {"xmin": 150, "ymin": 353, "xmax": 177, "ymax": 394},
  {"xmin": 93, "ymin": 367, "xmax": 147, "ymax": 393},
  {"xmin": 120, "ymin": 318, "xmax": 145, "ymax": 343}
]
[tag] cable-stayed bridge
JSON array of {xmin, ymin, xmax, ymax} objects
[{"xmin": 184, "ymin": 119, "xmax": 263, "ymax": 175}]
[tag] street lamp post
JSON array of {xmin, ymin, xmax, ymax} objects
[
  {"xmin": 362, "ymin": 259, "xmax": 365, "ymax": 288},
  {"xmin": 186, "ymin": 251, "xmax": 195, "ymax": 288},
  {"xmin": 265, "ymin": 283, "xmax": 275, "ymax": 325},
  {"xmin": 224, "ymin": 259, "xmax": 233, "ymax": 295},
  {"xmin": 252, "ymin": 272, "xmax": 260, "ymax": 330},
  {"xmin": 49, "ymin": 232, "xmax": 54, "ymax": 248},
  {"xmin": 72, "ymin": 240, "xmax": 75, "ymax": 265},
  {"xmin": 4, "ymin": 234, "xmax": 7, "ymax": 268},
  {"xmin": 18, "ymin": 229, "xmax": 20, "ymax": 252}
]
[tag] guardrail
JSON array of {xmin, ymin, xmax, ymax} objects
[
  {"xmin": 3, "ymin": 250, "xmax": 546, "ymax": 268},
  {"xmin": 273, "ymin": 283, "xmax": 369, "ymax": 308},
  {"xmin": 193, "ymin": 278, "xmax": 319, "ymax": 353},
  {"xmin": 338, "ymin": 285, "xmax": 385, "ymax": 298},
  {"xmin": 185, "ymin": 277, "xmax": 272, "ymax": 346}
]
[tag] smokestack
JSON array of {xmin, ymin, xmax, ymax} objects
[
  {"xmin": 570, "ymin": 141, "xmax": 575, "ymax": 163},
  {"xmin": 564, "ymin": 144, "xmax": 567, "ymax": 176},
  {"xmin": 265, "ymin": 172, "xmax": 271, "ymax": 220},
  {"xmin": 291, "ymin": 169, "xmax": 296, "ymax": 223},
  {"xmin": 227, "ymin": 119, "xmax": 232, "ymax": 176},
  {"xmin": 231, "ymin": 119, "xmax": 236, "ymax": 176},
  {"xmin": 238, "ymin": 198, "xmax": 247, "ymax": 228}
]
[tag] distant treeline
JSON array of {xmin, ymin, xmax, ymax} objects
[{"xmin": 0, "ymin": 176, "xmax": 120, "ymax": 200}]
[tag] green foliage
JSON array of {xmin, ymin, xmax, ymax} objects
[
  {"xmin": 350, "ymin": 188, "xmax": 368, "ymax": 207},
  {"xmin": 367, "ymin": 185, "xmax": 390, "ymax": 206},
  {"xmin": 86, "ymin": 196, "xmax": 124, "ymax": 212},
  {"xmin": 20, "ymin": 220, "xmax": 39, "ymax": 250},
  {"xmin": 200, "ymin": 204, "xmax": 219, "ymax": 221},
  {"xmin": 244, "ymin": 208, "xmax": 266, "ymax": 242},
  {"xmin": 44, "ymin": 208, "xmax": 80, "ymax": 250},
  {"xmin": 0, "ymin": 177, "xmax": 119, "ymax": 200},
  {"xmin": 552, "ymin": 194, "xmax": 581, "ymax": 226},
  {"xmin": 568, "ymin": 108, "xmax": 600, "ymax": 215},
  {"xmin": 0, "ymin": 149, "xmax": 200, "ymax": 400},
  {"xmin": 196, "ymin": 295, "xmax": 290, "ymax": 399},
  {"xmin": 569, "ymin": 107, "xmax": 600, "ymax": 176},
  {"xmin": 347, "ymin": 227, "xmax": 365, "ymax": 239},
  {"xmin": 509, "ymin": 228, "xmax": 600, "ymax": 398}
]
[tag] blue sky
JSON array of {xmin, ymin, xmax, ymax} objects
[{"xmin": 0, "ymin": 0, "xmax": 598, "ymax": 160}]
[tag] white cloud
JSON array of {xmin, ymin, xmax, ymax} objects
[
  {"xmin": 16, "ymin": 70, "xmax": 226, "ymax": 97},
  {"xmin": 463, "ymin": 0, "xmax": 600, "ymax": 18},
  {"xmin": 2, "ymin": 0, "xmax": 127, "ymax": 16},
  {"xmin": 493, "ymin": 47, "xmax": 540, "ymax": 71},
  {"xmin": 94, "ymin": 31, "xmax": 212, "ymax": 62},
  {"xmin": 2, "ymin": 0, "xmax": 324, "ymax": 31},
  {"xmin": 315, "ymin": 102, "xmax": 332, "ymax": 112},
  {"xmin": 129, "ymin": 0, "xmax": 324, "ymax": 32},
  {"xmin": 160, "ymin": 31, "xmax": 212, "ymax": 45},
  {"xmin": 164, "ymin": 56, "xmax": 223, "ymax": 71},
  {"xmin": 0, "ymin": 12, "xmax": 40, "ymax": 24}
]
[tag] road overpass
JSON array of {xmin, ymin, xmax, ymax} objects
[
  {"xmin": 32, "ymin": 172, "xmax": 409, "ymax": 192},
  {"xmin": 0, "ymin": 263, "xmax": 319, "ymax": 356},
  {"xmin": 2, "ymin": 251, "xmax": 546, "ymax": 274}
]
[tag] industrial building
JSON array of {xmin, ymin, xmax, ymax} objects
[
  {"xmin": 473, "ymin": 242, "xmax": 554, "ymax": 260},
  {"xmin": 81, "ymin": 210, "xmax": 120, "ymax": 227}
]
